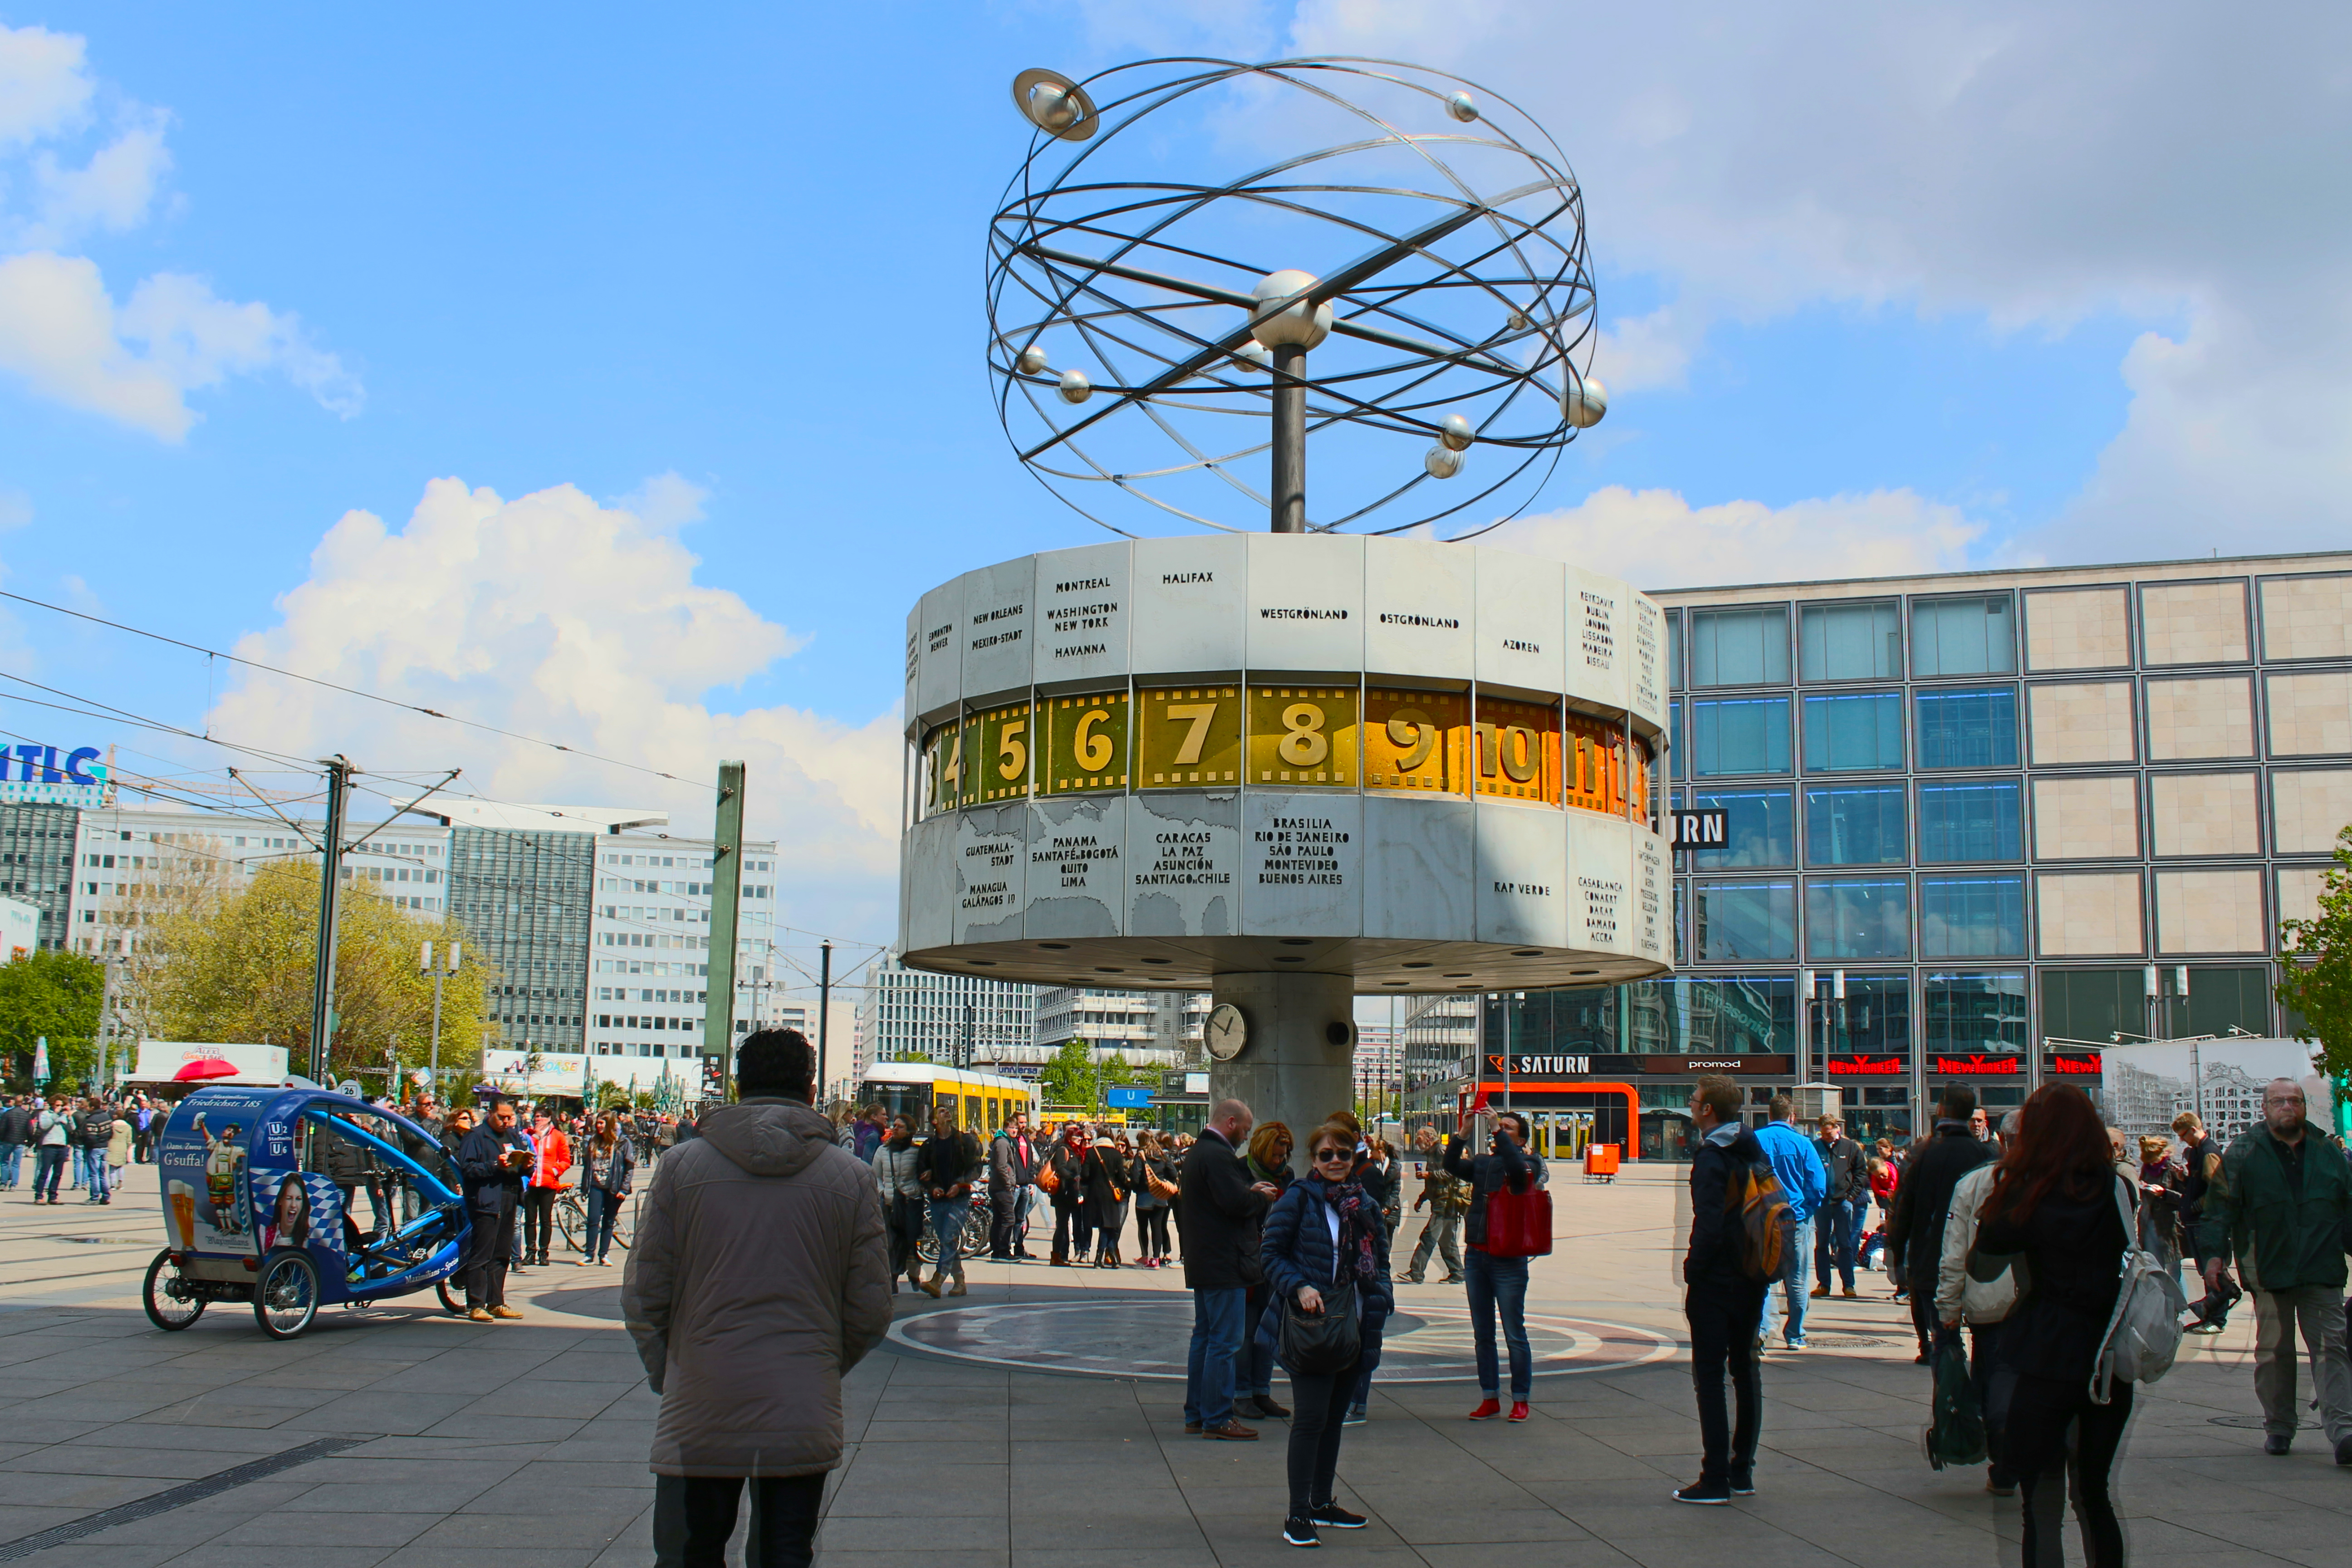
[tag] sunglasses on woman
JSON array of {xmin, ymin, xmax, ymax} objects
[{"xmin": 1312, "ymin": 1147, "xmax": 1353, "ymax": 1165}]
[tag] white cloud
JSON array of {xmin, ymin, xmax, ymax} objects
[
  {"xmin": 1492, "ymin": 485, "xmax": 1984, "ymax": 592},
  {"xmin": 0, "ymin": 22, "xmax": 358, "ymax": 438},
  {"xmin": 1072, "ymin": 2, "xmax": 2352, "ymax": 559},
  {"xmin": 0, "ymin": 24, "xmax": 91, "ymax": 147},
  {"xmin": 208, "ymin": 478, "xmax": 902, "ymax": 933},
  {"xmin": 0, "ymin": 253, "xmax": 359, "ymax": 439}
]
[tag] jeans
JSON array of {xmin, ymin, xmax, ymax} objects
[
  {"xmin": 1285, "ymin": 1362, "xmax": 1359, "ymax": 1516},
  {"xmin": 2007, "ymin": 1371, "xmax": 2131, "ymax": 1568},
  {"xmin": 927, "ymin": 1197, "xmax": 970, "ymax": 1277},
  {"xmin": 1405, "ymin": 1210, "xmax": 1463, "ymax": 1280},
  {"xmin": 1, "ymin": 1142, "xmax": 20, "ymax": 1187},
  {"xmin": 521, "ymin": 1187, "xmax": 558, "ymax": 1259},
  {"xmin": 1185, "ymin": 1286, "xmax": 1246, "ymax": 1427},
  {"xmin": 1349, "ymin": 1306, "xmax": 1388, "ymax": 1409},
  {"xmin": 1137, "ymin": 1205, "xmax": 1171, "ymax": 1259},
  {"xmin": 1464, "ymin": 1249, "xmax": 1532, "ymax": 1399},
  {"xmin": 1241, "ymin": 1282, "xmax": 1277, "ymax": 1396},
  {"xmin": 1686, "ymin": 1277, "xmax": 1768, "ymax": 1485},
  {"xmin": 1053, "ymin": 1202, "xmax": 1086, "ymax": 1259},
  {"xmin": 78, "ymin": 1146, "xmax": 109, "ymax": 1199},
  {"xmin": 653, "ymin": 1472, "xmax": 823, "ymax": 1568},
  {"xmin": 2253, "ymin": 1284, "xmax": 2352, "ymax": 1446},
  {"xmin": 988, "ymin": 1186, "xmax": 1020, "ymax": 1258},
  {"xmin": 1013, "ymin": 1186, "xmax": 1034, "ymax": 1251},
  {"xmin": 583, "ymin": 1184, "xmax": 622, "ymax": 1261},
  {"xmin": 883, "ymin": 1193, "xmax": 924, "ymax": 1279},
  {"xmin": 1813, "ymin": 1194, "xmax": 1865, "ymax": 1292},
  {"xmin": 1761, "ymin": 1216, "xmax": 1815, "ymax": 1345},
  {"xmin": 32, "ymin": 1144, "xmax": 66, "ymax": 1200}
]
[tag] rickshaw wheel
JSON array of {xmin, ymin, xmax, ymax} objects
[
  {"xmin": 142, "ymin": 1250, "xmax": 205, "ymax": 1331},
  {"xmin": 436, "ymin": 1278, "xmax": 465, "ymax": 1315},
  {"xmin": 253, "ymin": 1250, "xmax": 321, "ymax": 1339}
]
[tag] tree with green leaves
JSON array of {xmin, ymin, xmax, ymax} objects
[
  {"xmin": 2278, "ymin": 823, "xmax": 2352, "ymax": 1095},
  {"xmin": 1039, "ymin": 1037, "xmax": 1097, "ymax": 1109},
  {"xmin": 0, "ymin": 949, "xmax": 105, "ymax": 1092}
]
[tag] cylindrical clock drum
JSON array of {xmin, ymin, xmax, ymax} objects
[{"xmin": 898, "ymin": 531, "xmax": 1671, "ymax": 1144}]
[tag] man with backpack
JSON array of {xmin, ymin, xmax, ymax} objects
[
  {"xmin": 2195, "ymin": 1078, "xmax": 2352, "ymax": 1463},
  {"xmin": 1753, "ymin": 1096, "xmax": 1827, "ymax": 1351},
  {"xmin": 1675, "ymin": 1074, "xmax": 1777, "ymax": 1505},
  {"xmin": 75, "ymin": 1096, "xmax": 118, "ymax": 1205},
  {"xmin": 1886, "ymin": 1085, "xmax": 1995, "ymax": 1365}
]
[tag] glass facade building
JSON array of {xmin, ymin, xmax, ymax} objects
[{"xmin": 1411, "ymin": 552, "xmax": 2352, "ymax": 1154}]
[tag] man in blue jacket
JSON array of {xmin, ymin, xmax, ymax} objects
[{"xmin": 1753, "ymin": 1094, "xmax": 1827, "ymax": 1351}]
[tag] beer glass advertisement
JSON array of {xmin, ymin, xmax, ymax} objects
[{"xmin": 158, "ymin": 1089, "xmax": 278, "ymax": 1253}]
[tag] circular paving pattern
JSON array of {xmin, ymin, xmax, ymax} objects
[{"xmin": 887, "ymin": 1297, "xmax": 1676, "ymax": 1382}]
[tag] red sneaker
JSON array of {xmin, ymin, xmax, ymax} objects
[
  {"xmin": 1467, "ymin": 1398, "xmax": 1502, "ymax": 1420},
  {"xmin": 1508, "ymin": 1402, "xmax": 1531, "ymax": 1423}
]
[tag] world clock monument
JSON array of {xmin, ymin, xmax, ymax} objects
[{"xmin": 897, "ymin": 58, "xmax": 1670, "ymax": 1145}]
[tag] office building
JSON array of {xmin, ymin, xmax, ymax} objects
[
  {"xmin": 1032, "ymin": 986, "xmax": 1200, "ymax": 1075},
  {"xmin": 584, "ymin": 828, "xmax": 780, "ymax": 1082},
  {"xmin": 1419, "ymin": 550, "xmax": 2352, "ymax": 1158},
  {"xmin": 855, "ymin": 954, "xmax": 1038, "ymax": 1079}
]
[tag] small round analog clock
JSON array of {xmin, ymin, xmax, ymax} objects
[{"xmin": 1205, "ymin": 1003, "xmax": 1248, "ymax": 1062}]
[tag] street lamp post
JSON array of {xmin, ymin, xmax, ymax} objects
[{"xmin": 422, "ymin": 940, "xmax": 461, "ymax": 1102}]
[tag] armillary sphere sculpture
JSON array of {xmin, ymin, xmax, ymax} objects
[
  {"xmin": 989, "ymin": 58, "xmax": 1605, "ymax": 539},
  {"xmin": 897, "ymin": 57, "xmax": 1661, "ymax": 1148}
]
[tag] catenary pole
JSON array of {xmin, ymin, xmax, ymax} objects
[
  {"xmin": 701, "ymin": 761, "xmax": 747, "ymax": 1102},
  {"xmin": 307, "ymin": 755, "xmax": 354, "ymax": 1084}
]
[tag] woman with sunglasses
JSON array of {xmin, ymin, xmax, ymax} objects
[{"xmin": 1261, "ymin": 1120, "xmax": 1392, "ymax": 1548}]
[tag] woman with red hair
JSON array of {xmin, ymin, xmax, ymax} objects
[{"xmin": 1971, "ymin": 1084, "xmax": 2135, "ymax": 1568}]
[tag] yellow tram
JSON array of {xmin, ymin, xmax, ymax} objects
[{"xmin": 855, "ymin": 1062, "xmax": 1039, "ymax": 1135}]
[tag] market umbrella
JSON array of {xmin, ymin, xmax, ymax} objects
[{"xmin": 172, "ymin": 1057, "xmax": 242, "ymax": 1083}]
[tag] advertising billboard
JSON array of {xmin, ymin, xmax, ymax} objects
[{"xmin": 2101, "ymin": 1038, "xmax": 2325, "ymax": 1145}]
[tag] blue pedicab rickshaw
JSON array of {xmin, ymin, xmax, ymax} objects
[{"xmin": 144, "ymin": 1085, "xmax": 471, "ymax": 1338}]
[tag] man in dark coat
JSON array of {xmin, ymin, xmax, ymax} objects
[
  {"xmin": 1177, "ymin": 1098, "xmax": 1280, "ymax": 1442},
  {"xmin": 1886, "ymin": 1085, "xmax": 1995, "ymax": 1364},
  {"xmin": 987, "ymin": 1111, "xmax": 1039, "ymax": 1262},
  {"xmin": 1810, "ymin": 1114, "xmax": 1869, "ymax": 1299},
  {"xmin": 455, "ymin": 1097, "xmax": 533, "ymax": 1320},
  {"xmin": 1676, "ymin": 1074, "xmax": 1773, "ymax": 1505}
]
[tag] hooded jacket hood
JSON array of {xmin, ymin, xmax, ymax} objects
[{"xmin": 696, "ymin": 1098, "xmax": 837, "ymax": 1179}]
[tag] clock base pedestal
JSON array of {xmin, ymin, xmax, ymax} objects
[{"xmin": 1208, "ymin": 970, "xmax": 1356, "ymax": 1158}]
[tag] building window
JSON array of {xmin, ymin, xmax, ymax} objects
[
  {"xmin": 1689, "ymin": 696, "xmax": 1792, "ymax": 777},
  {"xmin": 1665, "ymin": 612, "xmax": 1682, "ymax": 692},
  {"xmin": 1806, "ymin": 876, "xmax": 1911, "ymax": 960},
  {"xmin": 1620, "ymin": 975, "xmax": 1797, "ymax": 1055},
  {"xmin": 1811, "ymin": 972, "xmax": 1910, "ymax": 1055},
  {"xmin": 2039, "ymin": 968, "xmax": 2144, "ymax": 1045},
  {"xmin": 1802, "ymin": 691, "xmax": 1904, "ymax": 772},
  {"xmin": 1690, "ymin": 880, "xmax": 1796, "ymax": 962},
  {"xmin": 1805, "ymin": 786, "xmax": 1906, "ymax": 866},
  {"xmin": 1915, "ymin": 686, "xmax": 2019, "ymax": 769},
  {"xmin": 1912, "ymin": 595, "xmax": 2016, "ymax": 676},
  {"xmin": 1685, "ymin": 787, "xmax": 1794, "ymax": 869},
  {"xmin": 1924, "ymin": 972, "xmax": 2027, "ymax": 1054},
  {"xmin": 1920, "ymin": 875, "xmax": 2027, "ymax": 958},
  {"xmin": 1800, "ymin": 601, "xmax": 1901, "ymax": 681},
  {"xmin": 1917, "ymin": 779, "xmax": 2023, "ymax": 862},
  {"xmin": 1689, "ymin": 606, "xmax": 1790, "ymax": 687}
]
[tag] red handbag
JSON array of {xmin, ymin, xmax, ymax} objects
[{"xmin": 1482, "ymin": 1181, "xmax": 1553, "ymax": 1259}]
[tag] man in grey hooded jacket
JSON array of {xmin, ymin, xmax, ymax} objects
[{"xmin": 623, "ymin": 1029, "xmax": 891, "ymax": 1568}]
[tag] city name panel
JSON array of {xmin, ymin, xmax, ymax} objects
[{"xmin": 900, "ymin": 534, "xmax": 1674, "ymax": 995}]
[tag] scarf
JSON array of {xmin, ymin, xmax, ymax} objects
[{"xmin": 1309, "ymin": 1172, "xmax": 1381, "ymax": 1285}]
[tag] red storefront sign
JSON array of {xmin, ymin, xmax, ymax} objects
[
  {"xmin": 2044, "ymin": 1053, "xmax": 2101, "ymax": 1076},
  {"xmin": 1930, "ymin": 1054, "xmax": 2023, "ymax": 1076},
  {"xmin": 1826, "ymin": 1055, "xmax": 1907, "ymax": 1076}
]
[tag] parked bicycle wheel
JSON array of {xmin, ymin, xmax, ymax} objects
[{"xmin": 555, "ymin": 1191, "xmax": 585, "ymax": 1252}]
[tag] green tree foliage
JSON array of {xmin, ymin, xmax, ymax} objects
[
  {"xmin": 1039, "ymin": 1037, "xmax": 1097, "ymax": 1107},
  {"xmin": 2278, "ymin": 824, "xmax": 2352, "ymax": 1093},
  {"xmin": 145, "ymin": 860, "xmax": 497, "ymax": 1089},
  {"xmin": 0, "ymin": 949, "xmax": 105, "ymax": 1091}
]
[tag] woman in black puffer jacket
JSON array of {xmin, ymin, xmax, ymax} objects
[{"xmin": 1259, "ymin": 1118, "xmax": 1392, "ymax": 1548}]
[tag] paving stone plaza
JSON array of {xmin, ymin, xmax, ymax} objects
[{"xmin": 3, "ymin": 1158, "xmax": 2347, "ymax": 1567}]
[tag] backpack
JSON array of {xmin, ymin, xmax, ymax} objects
[
  {"xmin": 1727, "ymin": 1156, "xmax": 1792, "ymax": 1281},
  {"xmin": 2091, "ymin": 1174, "xmax": 2187, "ymax": 1403}
]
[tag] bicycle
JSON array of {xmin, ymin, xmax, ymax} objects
[
  {"xmin": 554, "ymin": 1186, "xmax": 634, "ymax": 1257},
  {"xmin": 915, "ymin": 1190, "xmax": 994, "ymax": 1266}
]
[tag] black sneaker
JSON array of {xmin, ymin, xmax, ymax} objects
[
  {"xmin": 1729, "ymin": 1471, "xmax": 1755, "ymax": 1496},
  {"xmin": 1308, "ymin": 1503, "xmax": 1366, "ymax": 1529},
  {"xmin": 1673, "ymin": 1478, "xmax": 1731, "ymax": 1505},
  {"xmin": 2335, "ymin": 1434, "xmax": 2352, "ymax": 1466},
  {"xmin": 1282, "ymin": 1515, "xmax": 1321, "ymax": 1548},
  {"xmin": 2265, "ymin": 1433, "xmax": 2292, "ymax": 1456}
]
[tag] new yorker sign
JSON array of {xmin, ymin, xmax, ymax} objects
[{"xmin": 0, "ymin": 744, "xmax": 107, "ymax": 809}]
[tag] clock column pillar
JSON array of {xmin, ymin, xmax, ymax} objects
[{"xmin": 1207, "ymin": 970, "xmax": 1356, "ymax": 1159}]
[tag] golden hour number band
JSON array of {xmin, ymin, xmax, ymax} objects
[{"xmin": 1138, "ymin": 686, "xmax": 1240, "ymax": 787}]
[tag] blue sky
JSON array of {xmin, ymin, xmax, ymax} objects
[{"xmin": 1, "ymin": 1, "xmax": 2345, "ymax": 954}]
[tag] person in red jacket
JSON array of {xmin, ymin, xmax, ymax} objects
[{"xmin": 522, "ymin": 1106, "xmax": 573, "ymax": 1267}]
